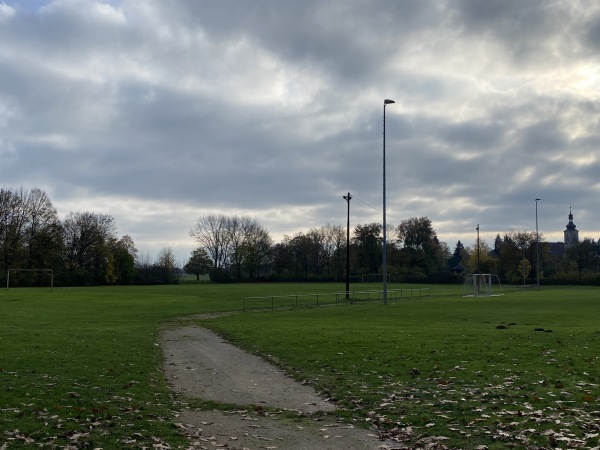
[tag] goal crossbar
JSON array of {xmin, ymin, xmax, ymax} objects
[{"xmin": 6, "ymin": 269, "xmax": 54, "ymax": 291}]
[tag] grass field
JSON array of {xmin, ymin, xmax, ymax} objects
[{"xmin": 1, "ymin": 283, "xmax": 599, "ymax": 449}]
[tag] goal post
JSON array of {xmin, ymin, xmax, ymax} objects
[
  {"xmin": 463, "ymin": 273, "xmax": 503, "ymax": 297},
  {"xmin": 6, "ymin": 269, "xmax": 54, "ymax": 291}
]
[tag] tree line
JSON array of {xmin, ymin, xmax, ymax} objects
[
  {"xmin": 189, "ymin": 214, "xmax": 600, "ymax": 285},
  {"xmin": 4, "ymin": 187, "xmax": 599, "ymax": 287},
  {"xmin": 0, "ymin": 187, "xmax": 177, "ymax": 287},
  {"xmin": 470, "ymin": 231, "xmax": 600, "ymax": 285},
  {"xmin": 187, "ymin": 214, "xmax": 453, "ymax": 282}
]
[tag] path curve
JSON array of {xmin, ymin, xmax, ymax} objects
[
  {"xmin": 162, "ymin": 325, "xmax": 395, "ymax": 449},
  {"xmin": 163, "ymin": 326, "xmax": 335, "ymax": 413}
]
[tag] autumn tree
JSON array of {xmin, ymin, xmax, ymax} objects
[
  {"xmin": 395, "ymin": 217, "xmax": 444, "ymax": 276},
  {"xmin": 466, "ymin": 240, "xmax": 497, "ymax": 274},
  {"xmin": 496, "ymin": 231, "xmax": 536, "ymax": 282},
  {"xmin": 517, "ymin": 257, "xmax": 532, "ymax": 284}
]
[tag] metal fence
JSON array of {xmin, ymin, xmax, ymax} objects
[{"xmin": 242, "ymin": 287, "xmax": 431, "ymax": 311}]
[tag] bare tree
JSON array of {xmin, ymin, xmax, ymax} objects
[
  {"xmin": 136, "ymin": 250, "xmax": 153, "ymax": 269},
  {"xmin": 240, "ymin": 224, "xmax": 273, "ymax": 279},
  {"xmin": 0, "ymin": 187, "xmax": 61, "ymax": 271},
  {"xmin": 189, "ymin": 214, "xmax": 230, "ymax": 270},
  {"xmin": 156, "ymin": 246, "xmax": 177, "ymax": 283},
  {"xmin": 324, "ymin": 224, "xmax": 346, "ymax": 280},
  {"xmin": 190, "ymin": 214, "xmax": 273, "ymax": 281},
  {"xmin": 353, "ymin": 223, "xmax": 382, "ymax": 275},
  {"xmin": 26, "ymin": 188, "xmax": 61, "ymax": 268},
  {"xmin": 0, "ymin": 188, "xmax": 29, "ymax": 268},
  {"xmin": 228, "ymin": 216, "xmax": 258, "ymax": 280},
  {"xmin": 62, "ymin": 211, "xmax": 117, "ymax": 284}
]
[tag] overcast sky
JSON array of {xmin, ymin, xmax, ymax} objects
[{"xmin": 2, "ymin": 0, "xmax": 600, "ymax": 264}]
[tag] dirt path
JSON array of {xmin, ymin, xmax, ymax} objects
[{"xmin": 162, "ymin": 326, "xmax": 396, "ymax": 449}]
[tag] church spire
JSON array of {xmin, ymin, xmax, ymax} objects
[
  {"xmin": 566, "ymin": 205, "xmax": 576, "ymax": 229},
  {"xmin": 564, "ymin": 205, "xmax": 579, "ymax": 249}
]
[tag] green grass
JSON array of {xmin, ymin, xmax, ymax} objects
[
  {"xmin": 198, "ymin": 287, "xmax": 600, "ymax": 449},
  {"xmin": 1, "ymin": 283, "xmax": 599, "ymax": 449}
]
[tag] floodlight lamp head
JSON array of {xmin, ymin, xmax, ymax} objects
[
  {"xmin": 535, "ymin": 198, "xmax": 541, "ymax": 201},
  {"xmin": 384, "ymin": 99, "xmax": 395, "ymax": 105}
]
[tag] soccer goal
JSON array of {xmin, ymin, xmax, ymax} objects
[
  {"xmin": 6, "ymin": 269, "xmax": 54, "ymax": 291},
  {"xmin": 463, "ymin": 273, "xmax": 503, "ymax": 297},
  {"xmin": 361, "ymin": 273, "xmax": 391, "ymax": 283}
]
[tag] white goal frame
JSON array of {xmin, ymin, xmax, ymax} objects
[
  {"xmin": 463, "ymin": 273, "xmax": 503, "ymax": 297},
  {"xmin": 6, "ymin": 269, "xmax": 54, "ymax": 291}
]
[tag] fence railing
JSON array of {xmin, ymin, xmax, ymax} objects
[{"xmin": 243, "ymin": 288, "xmax": 430, "ymax": 311}]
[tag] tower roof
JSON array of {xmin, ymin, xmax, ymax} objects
[{"xmin": 565, "ymin": 207, "xmax": 577, "ymax": 230}]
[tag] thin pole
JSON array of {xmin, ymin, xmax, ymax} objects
[
  {"xmin": 344, "ymin": 193, "xmax": 352, "ymax": 299},
  {"xmin": 535, "ymin": 198, "xmax": 540, "ymax": 288},
  {"xmin": 476, "ymin": 224, "xmax": 480, "ymax": 274},
  {"xmin": 383, "ymin": 104, "xmax": 387, "ymax": 304},
  {"xmin": 382, "ymin": 99, "xmax": 394, "ymax": 304}
]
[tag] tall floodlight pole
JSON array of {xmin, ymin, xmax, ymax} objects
[
  {"xmin": 476, "ymin": 224, "xmax": 480, "ymax": 274},
  {"xmin": 343, "ymin": 193, "xmax": 352, "ymax": 299},
  {"xmin": 535, "ymin": 198, "xmax": 541, "ymax": 288},
  {"xmin": 383, "ymin": 99, "xmax": 395, "ymax": 305}
]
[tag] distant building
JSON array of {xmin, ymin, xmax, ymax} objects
[
  {"xmin": 563, "ymin": 207, "xmax": 579, "ymax": 250},
  {"xmin": 547, "ymin": 207, "xmax": 580, "ymax": 257},
  {"xmin": 548, "ymin": 241, "xmax": 565, "ymax": 257}
]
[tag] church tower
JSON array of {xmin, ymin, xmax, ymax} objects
[{"xmin": 563, "ymin": 207, "xmax": 579, "ymax": 249}]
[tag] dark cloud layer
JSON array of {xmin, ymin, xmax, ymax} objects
[{"xmin": 1, "ymin": 0, "xmax": 599, "ymax": 262}]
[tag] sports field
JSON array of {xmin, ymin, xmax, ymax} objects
[{"xmin": 1, "ymin": 283, "xmax": 599, "ymax": 449}]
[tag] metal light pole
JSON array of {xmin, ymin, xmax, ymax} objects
[
  {"xmin": 535, "ymin": 198, "xmax": 541, "ymax": 288},
  {"xmin": 476, "ymin": 224, "xmax": 480, "ymax": 274},
  {"xmin": 343, "ymin": 192, "xmax": 352, "ymax": 299},
  {"xmin": 383, "ymin": 99, "xmax": 395, "ymax": 305}
]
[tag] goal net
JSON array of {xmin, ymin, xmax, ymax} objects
[{"xmin": 463, "ymin": 273, "xmax": 503, "ymax": 297}]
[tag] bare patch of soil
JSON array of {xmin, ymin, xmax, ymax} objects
[{"xmin": 162, "ymin": 326, "xmax": 395, "ymax": 449}]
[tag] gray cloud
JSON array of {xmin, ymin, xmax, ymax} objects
[{"xmin": 1, "ymin": 0, "xmax": 600, "ymax": 262}]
